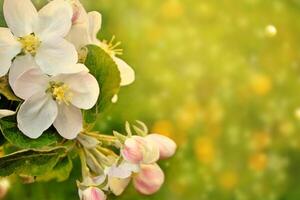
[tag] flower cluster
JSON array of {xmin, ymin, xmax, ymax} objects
[
  {"xmin": 77, "ymin": 121, "xmax": 176, "ymax": 200},
  {"xmin": 0, "ymin": 0, "xmax": 175, "ymax": 200},
  {"xmin": 0, "ymin": 0, "xmax": 134, "ymax": 139}
]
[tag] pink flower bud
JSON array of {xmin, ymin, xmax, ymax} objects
[
  {"xmin": 121, "ymin": 136, "xmax": 145, "ymax": 164},
  {"xmin": 133, "ymin": 164, "xmax": 165, "ymax": 195},
  {"xmin": 79, "ymin": 187, "xmax": 106, "ymax": 200},
  {"xmin": 146, "ymin": 134, "xmax": 177, "ymax": 159},
  {"xmin": 121, "ymin": 136, "xmax": 160, "ymax": 164}
]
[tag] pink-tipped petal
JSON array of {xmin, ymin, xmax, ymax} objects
[
  {"xmin": 146, "ymin": 134, "xmax": 177, "ymax": 159},
  {"xmin": 79, "ymin": 187, "xmax": 106, "ymax": 200},
  {"xmin": 133, "ymin": 164, "xmax": 165, "ymax": 195},
  {"xmin": 121, "ymin": 136, "xmax": 145, "ymax": 164}
]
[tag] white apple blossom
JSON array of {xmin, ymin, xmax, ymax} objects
[
  {"xmin": 0, "ymin": 0, "xmax": 87, "ymax": 79},
  {"xmin": 12, "ymin": 68, "xmax": 99, "ymax": 139},
  {"xmin": 65, "ymin": 0, "xmax": 135, "ymax": 87}
]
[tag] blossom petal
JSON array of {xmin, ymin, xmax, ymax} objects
[
  {"xmin": 35, "ymin": 38, "xmax": 78, "ymax": 75},
  {"xmin": 88, "ymin": 11, "xmax": 102, "ymax": 44},
  {"xmin": 121, "ymin": 136, "xmax": 145, "ymax": 164},
  {"xmin": 53, "ymin": 72, "xmax": 99, "ymax": 109},
  {"xmin": 142, "ymin": 138, "xmax": 160, "ymax": 164},
  {"xmin": 65, "ymin": 23, "xmax": 90, "ymax": 50},
  {"xmin": 3, "ymin": 0, "xmax": 37, "ymax": 37},
  {"xmin": 113, "ymin": 57, "xmax": 135, "ymax": 86},
  {"xmin": 106, "ymin": 162, "xmax": 139, "ymax": 179},
  {"xmin": 71, "ymin": 0, "xmax": 89, "ymax": 24},
  {"xmin": 9, "ymin": 55, "xmax": 38, "ymax": 91},
  {"xmin": 0, "ymin": 28, "xmax": 21, "ymax": 76},
  {"xmin": 34, "ymin": 0, "xmax": 73, "ymax": 41},
  {"xmin": 146, "ymin": 134, "xmax": 177, "ymax": 159},
  {"xmin": 0, "ymin": 110, "xmax": 15, "ymax": 119},
  {"xmin": 13, "ymin": 68, "xmax": 49, "ymax": 100},
  {"xmin": 17, "ymin": 92, "xmax": 58, "ymax": 139},
  {"xmin": 79, "ymin": 187, "xmax": 107, "ymax": 200},
  {"xmin": 108, "ymin": 177, "xmax": 131, "ymax": 196},
  {"xmin": 53, "ymin": 105, "xmax": 82, "ymax": 139}
]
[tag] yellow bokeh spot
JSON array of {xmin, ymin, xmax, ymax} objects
[
  {"xmin": 152, "ymin": 120, "xmax": 174, "ymax": 138},
  {"xmin": 160, "ymin": 0, "xmax": 184, "ymax": 19},
  {"xmin": 265, "ymin": 25, "xmax": 277, "ymax": 37},
  {"xmin": 251, "ymin": 131, "xmax": 271, "ymax": 150},
  {"xmin": 218, "ymin": 171, "xmax": 239, "ymax": 190},
  {"xmin": 249, "ymin": 152, "xmax": 268, "ymax": 172},
  {"xmin": 175, "ymin": 101, "xmax": 201, "ymax": 130},
  {"xmin": 278, "ymin": 120, "xmax": 294, "ymax": 137},
  {"xmin": 250, "ymin": 74, "xmax": 272, "ymax": 96},
  {"xmin": 18, "ymin": 34, "xmax": 41, "ymax": 56},
  {"xmin": 195, "ymin": 137, "xmax": 216, "ymax": 165}
]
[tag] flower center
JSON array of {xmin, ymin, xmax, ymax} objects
[
  {"xmin": 18, "ymin": 34, "xmax": 41, "ymax": 56},
  {"xmin": 47, "ymin": 81, "xmax": 73, "ymax": 105},
  {"xmin": 99, "ymin": 36, "xmax": 123, "ymax": 57}
]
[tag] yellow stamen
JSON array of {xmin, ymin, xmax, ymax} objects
[
  {"xmin": 100, "ymin": 36, "xmax": 123, "ymax": 57},
  {"xmin": 48, "ymin": 82, "xmax": 73, "ymax": 105},
  {"xmin": 18, "ymin": 34, "xmax": 41, "ymax": 56}
]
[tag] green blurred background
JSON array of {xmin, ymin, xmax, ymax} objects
[{"xmin": 2, "ymin": 0, "xmax": 300, "ymax": 199}]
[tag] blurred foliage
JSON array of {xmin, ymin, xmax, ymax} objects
[{"xmin": 1, "ymin": 0, "xmax": 300, "ymax": 199}]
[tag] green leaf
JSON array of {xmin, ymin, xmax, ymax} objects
[
  {"xmin": 0, "ymin": 76, "xmax": 20, "ymax": 101},
  {"xmin": 0, "ymin": 147, "xmax": 66, "ymax": 177},
  {"xmin": 83, "ymin": 45, "xmax": 121, "ymax": 123},
  {"xmin": 36, "ymin": 156, "xmax": 73, "ymax": 182},
  {"xmin": 0, "ymin": 118, "xmax": 63, "ymax": 149}
]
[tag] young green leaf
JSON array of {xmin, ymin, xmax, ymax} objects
[
  {"xmin": 0, "ymin": 147, "xmax": 66, "ymax": 177},
  {"xmin": 0, "ymin": 118, "xmax": 63, "ymax": 149},
  {"xmin": 36, "ymin": 156, "xmax": 73, "ymax": 182},
  {"xmin": 83, "ymin": 45, "xmax": 121, "ymax": 123}
]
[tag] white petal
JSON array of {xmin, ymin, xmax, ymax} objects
[
  {"xmin": 106, "ymin": 161, "xmax": 140, "ymax": 179},
  {"xmin": 0, "ymin": 28, "xmax": 21, "ymax": 76},
  {"xmin": 9, "ymin": 55, "xmax": 38, "ymax": 91},
  {"xmin": 70, "ymin": 0, "xmax": 89, "ymax": 24},
  {"xmin": 53, "ymin": 72, "xmax": 99, "ymax": 109},
  {"xmin": 0, "ymin": 110, "xmax": 15, "ymax": 119},
  {"xmin": 34, "ymin": 0, "xmax": 73, "ymax": 40},
  {"xmin": 3, "ymin": 0, "xmax": 37, "ymax": 37},
  {"xmin": 113, "ymin": 57, "xmax": 135, "ymax": 86},
  {"xmin": 35, "ymin": 38, "xmax": 78, "ymax": 75},
  {"xmin": 13, "ymin": 68, "xmax": 49, "ymax": 100},
  {"xmin": 88, "ymin": 11, "xmax": 102, "ymax": 44},
  {"xmin": 53, "ymin": 104, "xmax": 82, "ymax": 139},
  {"xmin": 17, "ymin": 92, "xmax": 58, "ymax": 139},
  {"xmin": 65, "ymin": 23, "xmax": 90, "ymax": 50},
  {"xmin": 108, "ymin": 177, "xmax": 131, "ymax": 196}
]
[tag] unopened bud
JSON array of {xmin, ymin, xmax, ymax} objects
[
  {"xmin": 79, "ymin": 187, "xmax": 106, "ymax": 200},
  {"xmin": 133, "ymin": 164, "xmax": 165, "ymax": 195}
]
